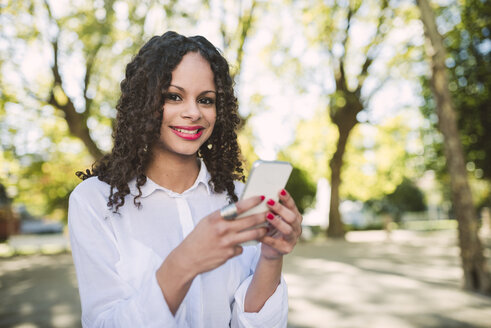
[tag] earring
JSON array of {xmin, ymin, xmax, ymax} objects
[{"xmin": 207, "ymin": 143, "xmax": 213, "ymax": 150}]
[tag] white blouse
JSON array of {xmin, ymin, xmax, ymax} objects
[{"xmin": 68, "ymin": 161, "xmax": 288, "ymax": 328}]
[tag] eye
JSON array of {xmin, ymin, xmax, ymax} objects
[
  {"xmin": 164, "ymin": 93, "xmax": 182, "ymax": 102},
  {"xmin": 198, "ymin": 97, "xmax": 215, "ymax": 105}
]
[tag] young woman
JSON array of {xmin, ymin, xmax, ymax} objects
[{"xmin": 69, "ymin": 31, "xmax": 302, "ymax": 327}]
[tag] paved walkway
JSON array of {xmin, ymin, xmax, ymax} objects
[
  {"xmin": 285, "ymin": 230, "xmax": 491, "ymax": 328},
  {"xmin": 0, "ymin": 230, "xmax": 490, "ymax": 327},
  {"xmin": 0, "ymin": 253, "xmax": 81, "ymax": 328}
]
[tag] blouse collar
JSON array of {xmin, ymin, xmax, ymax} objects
[{"xmin": 129, "ymin": 159, "xmax": 211, "ymax": 198}]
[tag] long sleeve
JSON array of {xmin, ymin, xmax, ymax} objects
[
  {"xmin": 230, "ymin": 246, "xmax": 289, "ymax": 328},
  {"xmin": 68, "ymin": 186, "xmax": 181, "ymax": 328}
]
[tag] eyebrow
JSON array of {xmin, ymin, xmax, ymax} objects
[{"xmin": 169, "ymin": 84, "xmax": 216, "ymax": 95}]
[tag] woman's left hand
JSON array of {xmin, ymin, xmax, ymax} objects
[{"xmin": 259, "ymin": 189, "xmax": 303, "ymax": 260}]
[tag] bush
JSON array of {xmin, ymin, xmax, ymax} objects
[
  {"xmin": 284, "ymin": 167, "xmax": 317, "ymax": 214},
  {"xmin": 365, "ymin": 178, "xmax": 427, "ymax": 221}
]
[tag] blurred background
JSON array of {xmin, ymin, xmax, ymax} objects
[{"xmin": 0, "ymin": 0, "xmax": 490, "ymax": 327}]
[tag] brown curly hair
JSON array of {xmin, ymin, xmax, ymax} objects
[{"xmin": 77, "ymin": 31, "xmax": 244, "ymax": 212}]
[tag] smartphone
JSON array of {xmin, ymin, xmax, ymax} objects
[{"xmin": 237, "ymin": 160, "xmax": 293, "ymax": 219}]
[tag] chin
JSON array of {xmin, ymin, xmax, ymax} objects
[{"xmin": 174, "ymin": 148, "xmax": 201, "ymax": 158}]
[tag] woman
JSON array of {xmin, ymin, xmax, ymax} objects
[{"xmin": 69, "ymin": 31, "xmax": 302, "ymax": 327}]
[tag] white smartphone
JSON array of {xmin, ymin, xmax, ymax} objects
[{"xmin": 237, "ymin": 160, "xmax": 293, "ymax": 219}]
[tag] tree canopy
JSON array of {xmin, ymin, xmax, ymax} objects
[{"xmin": 420, "ymin": 0, "xmax": 491, "ymax": 184}]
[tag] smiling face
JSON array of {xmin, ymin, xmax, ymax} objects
[{"xmin": 153, "ymin": 52, "xmax": 217, "ymax": 160}]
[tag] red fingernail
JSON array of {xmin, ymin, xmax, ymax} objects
[
  {"xmin": 267, "ymin": 199, "xmax": 275, "ymax": 206},
  {"xmin": 260, "ymin": 195, "xmax": 265, "ymax": 201},
  {"xmin": 267, "ymin": 213, "xmax": 274, "ymax": 220},
  {"xmin": 280, "ymin": 189, "xmax": 286, "ymax": 196}
]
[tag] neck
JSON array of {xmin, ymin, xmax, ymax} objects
[{"xmin": 146, "ymin": 152, "xmax": 201, "ymax": 194}]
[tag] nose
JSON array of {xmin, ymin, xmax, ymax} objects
[{"xmin": 182, "ymin": 101, "xmax": 202, "ymax": 121}]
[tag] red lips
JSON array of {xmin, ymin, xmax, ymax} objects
[{"xmin": 170, "ymin": 126, "xmax": 204, "ymax": 140}]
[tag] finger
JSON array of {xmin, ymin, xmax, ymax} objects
[
  {"xmin": 273, "ymin": 191, "xmax": 304, "ymax": 236},
  {"xmin": 266, "ymin": 212, "xmax": 293, "ymax": 236},
  {"xmin": 235, "ymin": 195, "xmax": 265, "ymax": 215},
  {"xmin": 213, "ymin": 195, "xmax": 264, "ymax": 222},
  {"xmin": 260, "ymin": 235, "xmax": 294, "ymax": 255},
  {"xmin": 232, "ymin": 227, "xmax": 268, "ymax": 245},
  {"xmin": 266, "ymin": 199, "xmax": 296, "ymax": 225},
  {"xmin": 279, "ymin": 189, "xmax": 301, "ymax": 217},
  {"xmin": 229, "ymin": 211, "xmax": 267, "ymax": 232},
  {"xmin": 266, "ymin": 225, "xmax": 279, "ymax": 237},
  {"xmin": 233, "ymin": 245, "xmax": 243, "ymax": 257}
]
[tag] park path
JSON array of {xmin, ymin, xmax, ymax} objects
[
  {"xmin": 1, "ymin": 230, "xmax": 490, "ymax": 328},
  {"xmin": 0, "ymin": 253, "xmax": 81, "ymax": 328},
  {"xmin": 285, "ymin": 230, "xmax": 491, "ymax": 328}
]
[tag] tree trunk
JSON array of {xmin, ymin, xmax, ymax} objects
[
  {"xmin": 64, "ymin": 108, "xmax": 104, "ymax": 161},
  {"xmin": 48, "ymin": 91, "xmax": 104, "ymax": 161},
  {"xmin": 326, "ymin": 96, "xmax": 361, "ymax": 238},
  {"xmin": 417, "ymin": 0, "xmax": 491, "ymax": 294},
  {"xmin": 326, "ymin": 123, "xmax": 353, "ymax": 238},
  {"xmin": 321, "ymin": 2, "xmax": 386, "ymax": 239}
]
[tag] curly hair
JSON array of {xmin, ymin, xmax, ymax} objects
[{"xmin": 77, "ymin": 31, "xmax": 244, "ymax": 212}]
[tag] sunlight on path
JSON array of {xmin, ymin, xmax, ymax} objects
[
  {"xmin": 284, "ymin": 230, "xmax": 491, "ymax": 328},
  {"xmin": 0, "ymin": 254, "xmax": 81, "ymax": 328}
]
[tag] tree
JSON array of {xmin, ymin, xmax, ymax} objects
[
  {"xmin": 214, "ymin": 0, "xmax": 261, "ymax": 128},
  {"xmin": 214, "ymin": 0, "xmax": 258, "ymax": 82},
  {"xmin": 416, "ymin": 0, "xmax": 490, "ymax": 294},
  {"xmin": 282, "ymin": 108, "xmax": 423, "ymax": 218},
  {"xmin": 445, "ymin": 0, "xmax": 491, "ymax": 180},
  {"xmin": 297, "ymin": 0, "xmax": 403, "ymax": 237},
  {"xmin": 342, "ymin": 111, "xmax": 424, "ymax": 202},
  {"xmin": 419, "ymin": 0, "xmax": 491, "ymax": 211}
]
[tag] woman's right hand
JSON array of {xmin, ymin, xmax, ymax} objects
[
  {"xmin": 156, "ymin": 196, "xmax": 267, "ymax": 314},
  {"xmin": 178, "ymin": 195, "xmax": 268, "ymax": 275}
]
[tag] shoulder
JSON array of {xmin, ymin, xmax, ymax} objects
[
  {"xmin": 71, "ymin": 176, "xmax": 111, "ymax": 197},
  {"xmin": 68, "ymin": 178, "xmax": 118, "ymax": 244},
  {"xmin": 69, "ymin": 176, "xmax": 112, "ymax": 209},
  {"xmin": 68, "ymin": 177, "xmax": 117, "ymax": 233}
]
